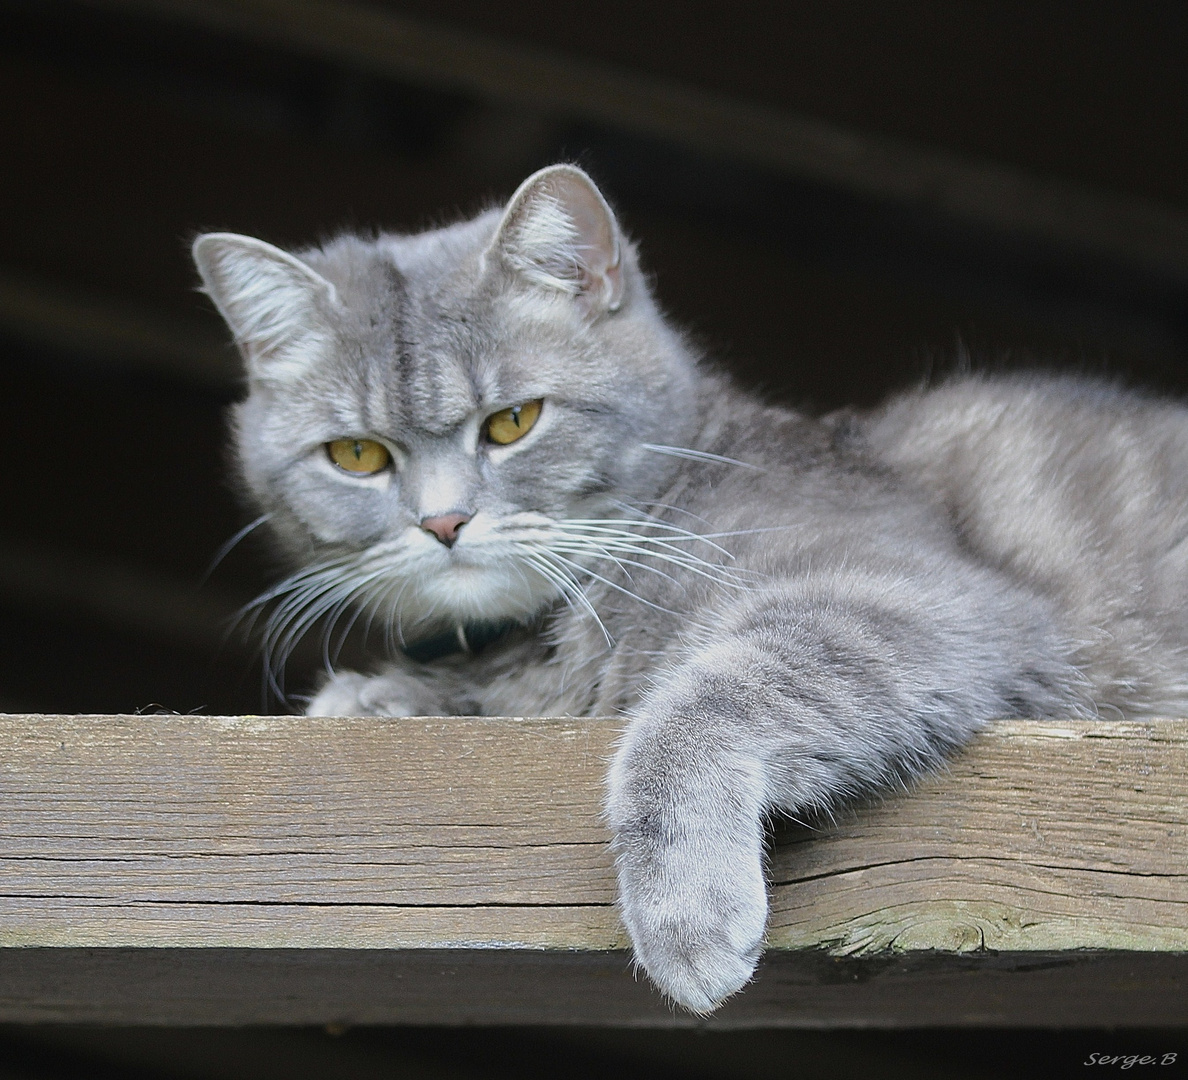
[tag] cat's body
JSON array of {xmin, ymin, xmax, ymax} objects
[{"xmin": 194, "ymin": 165, "xmax": 1188, "ymax": 1013}]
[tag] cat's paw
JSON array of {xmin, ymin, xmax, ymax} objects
[
  {"xmin": 614, "ymin": 832, "xmax": 768, "ymax": 1013},
  {"xmin": 306, "ymin": 670, "xmax": 423, "ymax": 717},
  {"xmin": 307, "ymin": 671, "xmax": 376, "ymax": 716}
]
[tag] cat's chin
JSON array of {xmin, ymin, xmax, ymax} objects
[{"xmin": 391, "ymin": 560, "xmax": 559, "ymax": 631}]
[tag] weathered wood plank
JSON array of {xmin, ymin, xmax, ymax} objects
[
  {"xmin": 767, "ymin": 720, "xmax": 1188, "ymax": 954},
  {"xmin": 0, "ymin": 715, "xmax": 619, "ymax": 943},
  {"xmin": 0, "ymin": 714, "xmax": 1184, "ymax": 1024}
]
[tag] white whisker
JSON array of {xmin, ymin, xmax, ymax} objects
[
  {"xmin": 640, "ymin": 443, "xmax": 765, "ymax": 471},
  {"xmin": 545, "ymin": 549, "xmax": 680, "ymax": 615},
  {"xmin": 321, "ymin": 565, "xmax": 398, "ymax": 668},
  {"xmin": 202, "ymin": 513, "xmax": 271, "ymax": 584},
  {"xmin": 522, "ymin": 549, "xmax": 613, "ymax": 647},
  {"xmin": 697, "ymin": 526, "xmax": 797, "ymax": 539},
  {"xmin": 552, "ymin": 518, "xmax": 737, "ymax": 559},
  {"xmin": 610, "ymin": 498, "xmax": 713, "ymax": 527},
  {"xmin": 546, "ymin": 535, "xmax": 755, "ymax": 589}
]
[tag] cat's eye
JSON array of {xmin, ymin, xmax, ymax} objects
[
  {"xmin": 326, "ymin": 438, "xmax": 391, "ymax": 474},
  {"xmin": 485, "ymin": 399, "xmax": 543, "ymax": 445}
]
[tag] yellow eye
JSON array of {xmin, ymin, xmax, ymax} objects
[
  {"xmin": 326, "ymin": 438, "xmax": 391, "ymax": 474},
  {"xmin": 485, "ymin": 399, "xmax": 543, "ymax": 445}
]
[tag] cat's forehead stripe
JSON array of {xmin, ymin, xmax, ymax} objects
[{"xmin": 402, "ymin": 349, "xmax": 481, "ymax": 434}]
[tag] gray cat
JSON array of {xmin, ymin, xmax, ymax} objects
[{"xmin": 193, "ymin": 164, "xmax": 1188, "ymax": 1013}]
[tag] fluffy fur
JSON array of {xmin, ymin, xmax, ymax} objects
[{"xmin": 194, "ymin": 165, "xmax": 1188, "ymax": 1013}]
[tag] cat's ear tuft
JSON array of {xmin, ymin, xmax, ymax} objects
[
  {"xmin": 490, "ymin": 165, "xmax": 623, "ymax": 314},
  {"xmin": 192, "ymin": 232, "xmax": 338, "ymax": 381}
]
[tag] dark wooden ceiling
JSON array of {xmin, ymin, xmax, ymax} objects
[{"xmin": 412, "ymin": 1, "xmax": 1188, "ymax": 203}]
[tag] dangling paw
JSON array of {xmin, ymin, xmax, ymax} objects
[{"xmin": 615, "ymin": 831, "xmax": 768, "ymax": 1013}]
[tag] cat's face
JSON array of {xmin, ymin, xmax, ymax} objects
[{"xmin": 195, "ymin": 166, "xmax": 699, "ymax": 638}]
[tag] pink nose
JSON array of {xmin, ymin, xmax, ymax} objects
[{"xmin": 420, "ymin": 513, "xmax": 471, "ymax": 547}]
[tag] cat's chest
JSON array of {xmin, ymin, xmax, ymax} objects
[
  {"xmin": 551, "ymin": 587, "xmax": 690, "ymax": 714},
  {"xmin": 466, "ymin": 596, "xmax": 677, "ymax": 717}
]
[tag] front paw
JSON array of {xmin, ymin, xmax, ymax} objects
[
  {"xmin": 306, "ymin": 670, "xmax": 420, "ymax": 717},
  {"xmin": 307, "ymin": 671, "xmax": 375, "ymax": 716},
  {"xmin": 614, "ymin": 831, "xmax": 768, "ymax": 1013}
]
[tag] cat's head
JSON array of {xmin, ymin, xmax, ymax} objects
[{"xmin": 194, "ymin": 165, "xmax": 700, "ymax": 639}]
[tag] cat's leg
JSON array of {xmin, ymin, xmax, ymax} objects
[{"xmin": 606, "ymin": 566, "xmax": 1082, "ymax": 1012}]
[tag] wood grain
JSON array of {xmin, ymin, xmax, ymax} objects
[
  {"xmin": 768, "ymin": 720, "xmax": 1188, "ymax": 954},
  {"xmin": 0, "ymin": 713, "xmax": 1184, "ymax": 1024}
]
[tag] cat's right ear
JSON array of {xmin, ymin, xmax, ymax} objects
[
  {"xmin": 487, "ymin": 165, "xmax": 623, "ymax": 315},
  {"xmin": 192, "ymin": 232, "xmax": 337, "ymax": 382}
]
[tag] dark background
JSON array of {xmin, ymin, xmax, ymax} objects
[{"xmin": 1, "ymin": 1, "xmax": 1186, "ymax": 1075}]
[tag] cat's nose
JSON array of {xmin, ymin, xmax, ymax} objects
[{"xmin": 420, "ymin": 513, "xmax": 471, "ymax": 547}]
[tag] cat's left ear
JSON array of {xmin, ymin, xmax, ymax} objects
[
  {"xmin": 488, "ymin": 164, "xmax": 623, "ymax": 314},
  {"xmin": 192, "ymin": 232, "xmax": 338, "ymax": 382}
]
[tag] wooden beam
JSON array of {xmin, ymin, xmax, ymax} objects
[
  {"xmin": 90, "ymin": 0, "xmax": 1188, "ymax": 281},
  {"xmin": 0, "ymin": 714, "xmax": 1184, "ymax": 1025}
]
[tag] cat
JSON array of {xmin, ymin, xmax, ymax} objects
[{"xmin": 193, "ymin": 164, "xmax": 1188, "ymax": 1014}]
